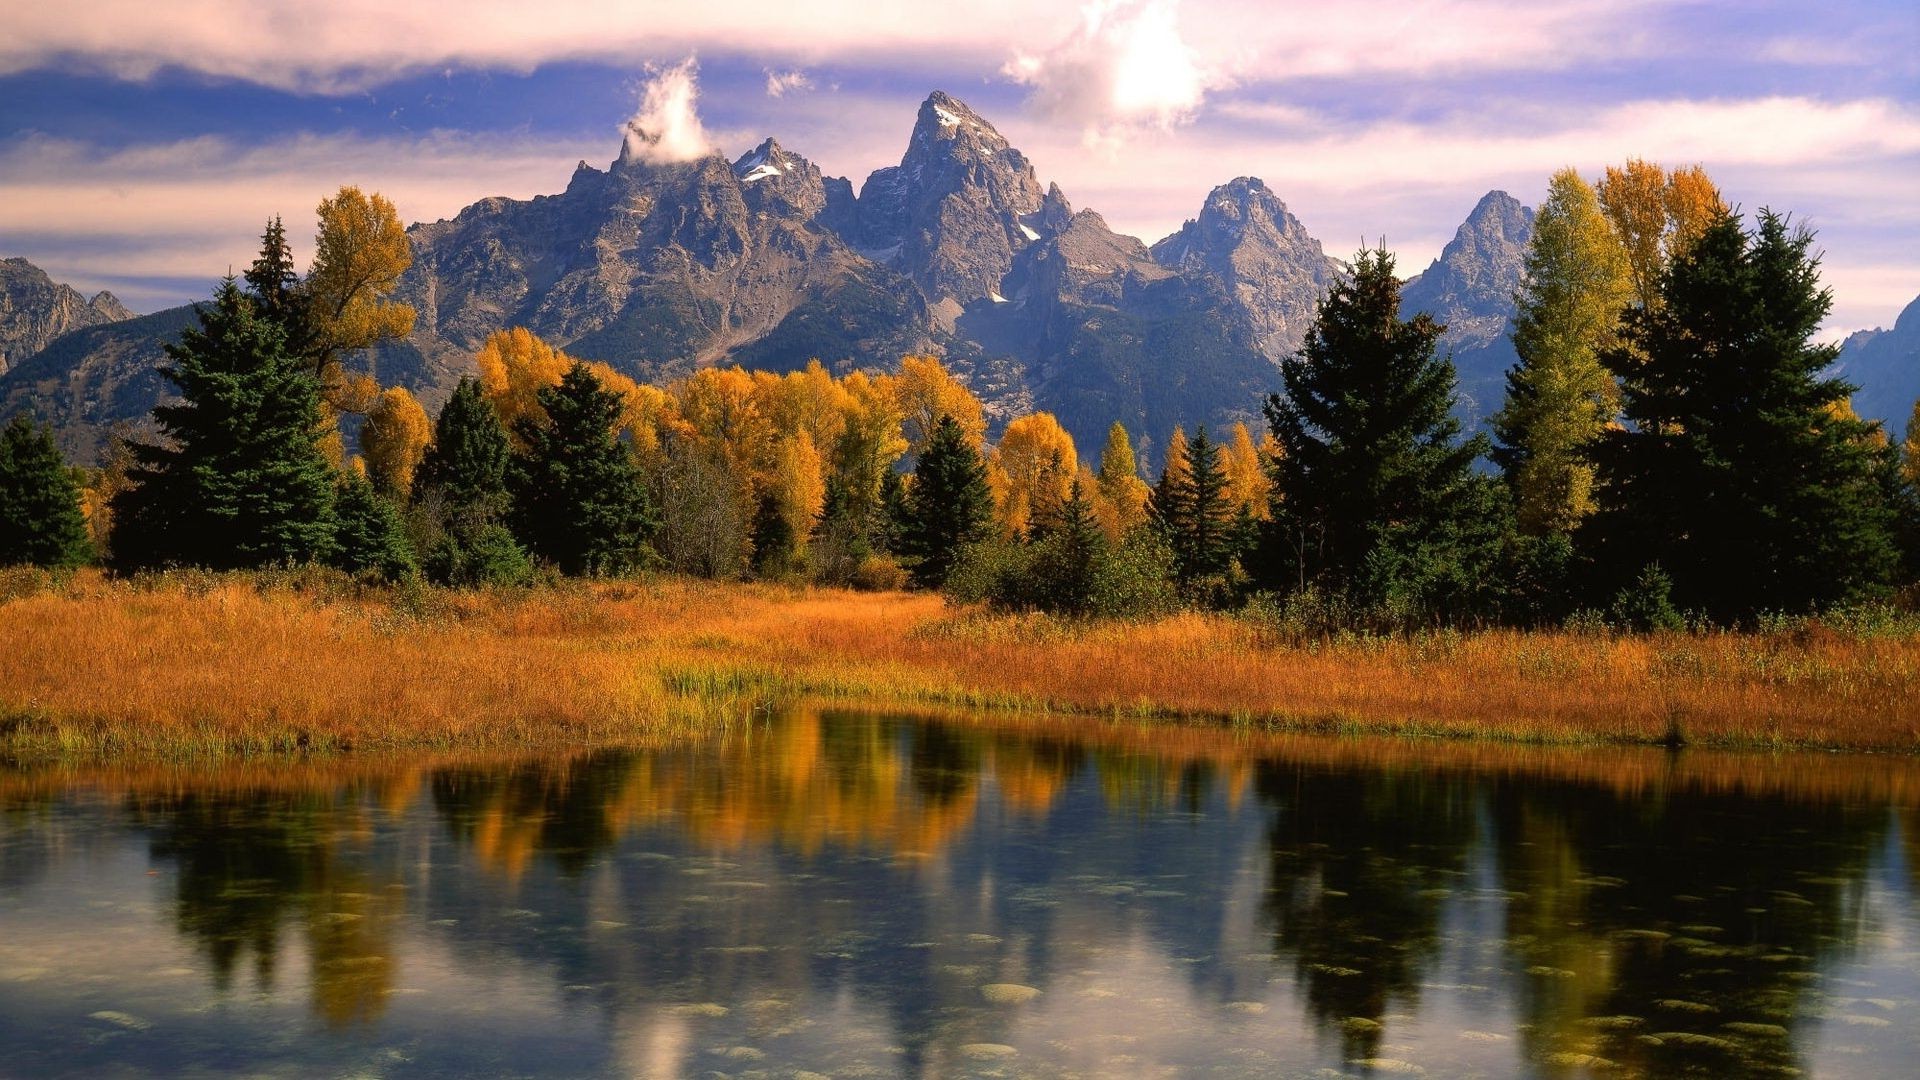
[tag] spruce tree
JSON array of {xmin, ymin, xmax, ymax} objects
[
  {"xmin": 1586, "ymin": 209, "xmax": 1899, "ymax": 618},
  {"xmin": 1261, "ymin": 246, "xmax": 1501, "ymax": 617},
  {"xmin": 0, "ymin": 415, "xmax": 94, "ymax": 568},
  {"xmin": 899, "ymin": 414, "xmax": 993, "ymax": 588},
  {"xmin": 111, "ymin": 278, "xmax": 338, "ymax": 570},
  {"xmin": 331, "ymin": 474, "xmax": 417, "ymax": 581},
  {"xmin": 243, "ymin": 216, "xmax": 322, "ymax": 368},
  {"xmin": 1151, "ymin": 425, "xmax": 1236, "ymax": 588},
  {"xmin": 508, "ymin": 363, "xmax": 656, "ymax": 575},
  {"xmin": 416, "ymin": 377, "xmax": 512, "ymax": 521},
  {"xmin": 1028, "ymin": 477, "xmax": 1105, "ymax": 614}
]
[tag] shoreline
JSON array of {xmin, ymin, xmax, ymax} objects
[{"xmin": 3, "ymin": 570, "xmax": 1917, "ymax": 762}]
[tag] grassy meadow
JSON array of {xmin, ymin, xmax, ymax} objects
[{"xmin": 1, "ymin": 567, "xmax": 1918, "ymax": 760}]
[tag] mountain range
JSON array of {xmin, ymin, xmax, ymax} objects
[{"xmin": 2, "ymin": 91, "xmax": 1914, "ymax": 465}]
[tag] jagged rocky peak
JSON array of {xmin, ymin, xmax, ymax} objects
[
  {"xmin": 855, "ymin": 90, "xmax": 1053, "ymax": 308},
  {"xmin": 731, "ymin": 137, "xmax": 833, "ymax": 220},
  {"xmin": 1407, "ymin": 189, "xmax": 1533, "ymax": 301},
  {"xmin": 1149, "ymin": 177, "xmax": 1340, "ymax": 361},
  {"xmin": 0, "ymin": 256, "xmax": 134, "ymax": 374}
]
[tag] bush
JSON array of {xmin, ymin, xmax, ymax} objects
[
  {"xmin": 1087, "ymin": 531, "xmax": 1179, "ymax": 619},
  {"xmin": 425, "ymin": 524, "xmax": 535, "ymax": 589},
  {"xmin": 849, "ymin": 555, "xmax": 909, "ymax": 592},
  {"xmin": 1609, "ymin": 563, "xmax": 1685, "ymax": 633},
  {"xmin": 943, "ymin": 540, "xmax": 1032, "ymax": 608}
]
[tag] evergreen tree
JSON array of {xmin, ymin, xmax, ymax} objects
[
  {"xmin": 1493, "ymin": 169, "xmax": 1634, "ymax": 536},
  {"xmin": 111, "ymin": 278, "xmax": 337, "ymax": 570},
  {"xmin": 1261, "ymin": 246, "xmax": 1500, "ymax": 617},
  {"xmin": 1028, "ymin": 477, "xmax": 1105, "ymax": 614},
  {"xmin": 750, "ymin": 490, "xmax": 798, "ymax": 578},
  {"xmin": 1151, "ymin": 425, "xmax": 1237, "ymax": 588},
  {"xmin": 899, "ymin": 414, "xmax": 993, "ymax": 588},
  {"xmin": 330, "ymin": 475, "xmax": 416, "ymax": 580},
  {"xmin": 416, "ymin": 378, "xmax": 512, "ymax": 520},
  {"xmin": 1585, "ymin": 209, "xmax": 1900, "ymax": 618},
  {"xmin": 508, "ymin": 363, "xmax": 656, "ymax": 575},
  {"xmin": 0, "ymin": 414, "xmax": 93, "ymax": 568}
]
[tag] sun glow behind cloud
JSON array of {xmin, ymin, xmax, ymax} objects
[{"xmin": 0, "ymin": 1, "xmax": 1912, "ymax": 333}]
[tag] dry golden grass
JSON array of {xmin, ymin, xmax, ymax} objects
[{"xmin": 1, "ymin": 568, "xmax": 1917, "ymax": 758}]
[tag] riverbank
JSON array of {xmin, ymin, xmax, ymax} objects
[{"xmin": 2, "ymin": 569, "xmax": 1917, "ymax": 759}]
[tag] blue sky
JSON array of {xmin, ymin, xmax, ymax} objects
[{"xmin": 1, "ymin": 0, "xmax": 1914, "ymax": 336}]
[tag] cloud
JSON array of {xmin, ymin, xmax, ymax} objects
[
  {"xmin": 763, "ymin": 68, "xmax": 813, "ymax": 98},
  {"xmin": 0, "ymin": 2, "xmax": 1703, "ymax": 96},
  {"xmin": 620, "ymin": 58, "xmax": 714, "ymax": 165},
  {"xmin": 1005, "ymin": 0, "xmax": 1211, "ymax": 149}
]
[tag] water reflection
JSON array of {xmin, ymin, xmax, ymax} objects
[{"xmin": 0, "ymin": 711, "xmax": 1915, "ymax": 1078}]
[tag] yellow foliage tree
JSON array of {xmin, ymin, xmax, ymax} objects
[
  {"xmin": 1905, "ymin": 399, "xmax": 1920, "ymax": 491},
  {"xmin": 1598, "ymin": 159, "xmax": 1725, "ymax": 310},
  {"xmin": 1095, "ymin": 422, "xmax": 1150, "ymax": 540},
  {"xmin": 889, "ymin": 355, "xmax": 985, "ymax": 452},
  {"xmin": 309, "ymin": 187, "xmax": 415, "ymax": 362},
  {"xmin": 769, "ymin": 431, "xmax": 828, "ymax": 551},
  {"xmin": 752, "ymin": 361, "xmax": 853, "ymax": 453},
  {"xmin": 475, "ymin": 327, "xmax": 574, "ymax": 440},
  {"xmin": 361, "ymin": 386, "xmax": 432, "ymax": 499},
  {"xmin": 1222, "ymin": 421, "xmax": 1270, "ymax": 519},
  {"xmin": 992, "ymin": 412, "xmax": 1078, "ymax": 538}
]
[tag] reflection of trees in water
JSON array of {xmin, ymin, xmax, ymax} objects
[
  {"xmin": 138, "ymin": 788, "xmax": 403, "ymax": 1027},
  {"xmin": 1255, "ymin": 763, "xmax": 1477, "ymax": 1060},
  {"xmin": 1490, "ymin": 776, "xmax": 1888, "ymax": 1076}
]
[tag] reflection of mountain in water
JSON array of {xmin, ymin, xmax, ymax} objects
[{"xmin": 0, "ymin": 710, "xmax": 1914, "ymax": 1077}]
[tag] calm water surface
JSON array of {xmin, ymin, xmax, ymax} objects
[{"xmin": 1, "ymin": 710, "xmax": 1916, "ymax": 1078}]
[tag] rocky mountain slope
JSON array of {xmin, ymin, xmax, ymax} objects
[
  {"xmin": 1837, "ymin": 293, "xmax": 1920, "ymax": 440},
  {"xmin": 0, "ymin": 258, "xmax": 132, "ymax": 375},
  {"xmin": 1398, "ymin": 190, "xmax": 1534, "ymax": 429},
  {"xmin": 1, "ymin": 91, "xmax": 1545, "ymax": 467}
]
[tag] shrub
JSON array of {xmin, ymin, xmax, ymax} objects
[
  {"xmin": 1609, "ymin": 563, "xmax": 1685, "ymax": 633},
  {"xmin": 849, "ymin": 555, "xmax": 909, "ymax": 592}
]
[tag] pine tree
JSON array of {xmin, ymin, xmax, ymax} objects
[
  {"xmin": 1152, "ymin": 425, "xmax": 1236, "ymax": 588},
  {"xmin": 508, "ymin": 363, "xmax": 656, "ymax": 575},
  {"xmin": 1028, "ymin": 477, "xmax": 1105, "ymax": 614},
  {"xmin": 899, "ymin": 414, "xmax": 993, "ymax": 588},
  {"xmin": 331, "ymin": 475, "xmax": 417, "ymax": 580},
  {"xmin": 111, "ymin": 278, "xmax": 337, "ymax": 570},
  {"xmin": 1493, "ymin": 169, "xmax": 1634, "ymax": 536},
  {"xmin": 1261, "ymin": 246, "xmax": 1500, "ymax": 617},
  {"xmin": 416, "ymin": 378, "xmax": 511, "ymax": 520},
  {"xmin": 0, "ymin": 415, "xmax": 93, "ymax": 568},
  {"xmin": 1586, "ymin": 209, "xmax": 1900, "ymax": 618}
]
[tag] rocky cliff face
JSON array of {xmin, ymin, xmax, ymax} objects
[
  {"xmin": 1399, "ymin": 190, "xmax": 1534, "ymax": 426},
  {"xmin": 0, "ymin": 258, "xmax": 132, "ymax": 374},
  {"xmin": 852, "ymin": 91, "xmax": 1050, "ymax": 319},
  {"xmin": 1150, "ymin": 177, "xmax": 1342, "ymax": 362},
  {"xmin": 1837, "ymin": 293, "xmax": 1920, "ymax": 439},
  {"xmin": 1, "ymin": 92, "xmax": 1546, "ymax": 468}
]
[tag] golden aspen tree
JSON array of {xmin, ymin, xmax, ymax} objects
[
  {"xmin": 1160, "ymin": 424, "xmax": 1191, "ymax": 490},
  {"xmin": 1905, "ymin": 399, "xmax": 1920, "ymax": 491},
  {"xmin": 992, "ymin": 412, "xmax": 1078, "ymax": 538},
  {"xmin": 754, "ymin": 361, "xmax": 852, "ymax": 452},
  {"xmin": 677, "ymin": 367, "xmax": 776, "ymax": 480},
  {"xmin": 1598, "ymin": 158, "xmax": 1671, "ymax": 312},
  {"xmin": 1222, "ymin": 421, "xmax": 1271, "ymax": 519},
  {"xmin": 475, "ymin": 327, "xmax": 574, "ymax": 439},
  {"xmin": 1494, "ymin": 167, "xmax": 1635, "ymax": 536},
  {"xmin": 308, "ymin": 186, "xmax": 415, "ymax": 360},
  {"xmin": 889, "ymin": 355, "xmax": 986, "ymax": 452},
  {"xmin": 1095, "ymin": 422, "xmax": 1150, "ymax": 540},
  {"xmin": 361, "ymin": 386, "xmax": 432, "ymax": 499},
  {"xmin": 1663, "ymin": 165, "xmax": 1726, "ymax": 262},
  {"xmin": 770, "ymin": 431, "xmax": 828, "ymax": 550}
]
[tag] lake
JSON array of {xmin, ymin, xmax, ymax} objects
[{"xmin": 1, "ymin": 709, "xmax": 1915, "ymax": 1078}]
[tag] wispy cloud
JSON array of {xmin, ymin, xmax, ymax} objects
[
  {"xmin": 620, "ymin": 58, "xmax": 714, "ymax": 164},
  {"xmin": 763, "ymin": 68, "xmax": 812, "ymax": 98}
]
